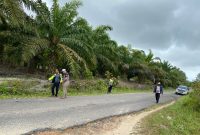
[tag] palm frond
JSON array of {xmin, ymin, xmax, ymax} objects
[
  {"xmin": 97, "ymin": 54, "xmax": 118, "ymax": 72},
  {"xmin": 61, "ymin": 38, "xmax": 96, "ymax": 67},
  {"xmin": 145, "ymin": 49, "xmax": 154, "ymax": 63},
  {"xmin": 57, "ymin": 43, "xmax": 87, "ymax": 75},
  {"xmin": 0, "ymin": 0, "xmax": 25, "ymax": 26},
  {"xmin": 21, "ymin": 38, "xmax": 49, "ymax": 63},
  {"xmin": 94, "ymin": 25, "xmax": 113, "ymax": 33}
]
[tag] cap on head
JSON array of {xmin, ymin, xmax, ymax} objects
[
  {"xmin": 62, "ymin": 69, "xmax": 66, "ymax": 73},
  {"xmin": 158, "ymin": 82, "xmax": 161, "ymax": 84}
]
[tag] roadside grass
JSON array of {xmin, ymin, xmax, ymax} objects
[
  {"xmin": 0, "ymin": 87, "xmax": 151, "ymax": 99},
  {"xmin": 139, "ymin": 95, "xmax": 200, "ymax": 135},
  {"xmin": 0, "ymin": 89, "xmax": 93, "ymax": 99},
  {"xmin": 0, "ymin": 79, "xmax": 152, "ymax": 99},
  {"xmin": 68, "ymin": 87, "xmax": 151, "ymax": 96}
]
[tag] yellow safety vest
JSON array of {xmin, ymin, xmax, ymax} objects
[{"xmin": 48, "ymin": 74, "xmax": 63, "ymax": 83}]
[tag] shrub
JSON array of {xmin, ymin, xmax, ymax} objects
[
  {"xmin": 105, "ymin": 71, "xmax": 113, "ymax": 79},
  {"xmin": 83, "ymin": 69, "xmax": 93, "ymax": 79},
  {"xmin": 70, "ymin": 79, "xmax": 107, "ymax": 92},
  {"xmin": 184, "ymin": 81, "xmax": 200, "ymax": 111},
  {"xmin": 0, "ymin": 81, "xmax": 27, "ymax": 95},
  {"xmin": 105, "ymin": 71, "xmax": 119, "ymax": 86},
  {"xmin": 0, "ymin": 79, "xmax": 41, "ymax": 96},
  {"xmin": 188, "ymin": 89, "xmax": 200, "ymax": 111}
]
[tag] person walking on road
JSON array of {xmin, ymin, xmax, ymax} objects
[
  {"xmin": 107, "ymin": 78, "xmax": 114, "ymax": 94},
  {"xmin": 62, "ymin": 69, "xmax": 70, "ymax": 98},
  {"xmin": 154, "ymin": 82, "xmax": 163, "ymax": 103},
  {"xmin": 48, "ymin": 69, "xmax": 62, "ymax": 97}
]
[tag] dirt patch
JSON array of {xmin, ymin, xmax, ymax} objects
[
  {"xmin": 107, "ymin": 101, "xmax": 175, "ymax": 135},
  {"xmin": 33, "ymin": 102, "xmax": 174, "ymax": 135},
  {"xmin": 32, "ymin": 116, "xmax": 123, "ymax": 135},
  {"xmin": 36, "ymin": 131, "xmax": 61, "ymax": 135}
]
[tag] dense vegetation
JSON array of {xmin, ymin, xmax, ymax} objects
[{"xmin": 0, "ymin": 0, "xmax": 187, "ymax": 87}]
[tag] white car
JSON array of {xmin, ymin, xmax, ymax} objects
[{"xmin": 175, "ymin": 85, "xmax": 189, "ymax": 95}]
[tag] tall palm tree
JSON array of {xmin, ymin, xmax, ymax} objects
[
  {"xmin": 27, "ymin": 0, "xmax": 94, "ymax": 75},
  {"xmin": 91, "ymin": 25, "xmax": 119, "ymax": 75}
]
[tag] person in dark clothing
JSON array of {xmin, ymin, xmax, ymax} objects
[
  {"xmin": 154, "ymin": 82, "xmax": 163, "ymax": 103},
  {"xmin": 48, "ymin": 69, "xmax": 62, "ymax": 97}
]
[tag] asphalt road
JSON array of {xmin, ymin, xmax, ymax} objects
[{"xmin": 0, "ymin": 92, "xmax": 179, "ymax": 135}]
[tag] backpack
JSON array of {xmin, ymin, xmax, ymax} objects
[
  {"xmin": 156, "ymin": 86, "xmax": 161, "ymax": 93},
  {"xmin": 52, "ymin": 74, "xmax": 61, "ymax": 83}
]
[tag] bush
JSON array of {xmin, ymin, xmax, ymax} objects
[
  {"xmin": 105, "ymin": 71, "xmax": 119, "ymax": 86},
  {"xmin": 0, "ymin": 81, "xmax": 29, "ymax": 95},
  {"xmin": 188, "ymin": 89, "xmax": 200, "ymax": 111},
  {"xmin": 83, "ymin": 69, "xmax": 93, "ymax": 79},
  {"xmin": 70, "ymin": 79, "xmax": 107, "ymax": 93},
  {"xmin": 0, "ymin": 79, "xmax": 41, "ymax": 96},
  {"xmin": 184, "ymin": 81, "xmax": 200, "ymax": 111},
  {"xmin": 105, "ymin": 71, "xmax": 113, "ymax": 79}
]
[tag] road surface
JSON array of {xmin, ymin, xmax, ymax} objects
[{"xmin": 0, "ymin": 92, "xmax": 179, "ymax": 135}]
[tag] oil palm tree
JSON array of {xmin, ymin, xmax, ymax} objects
[
  {"xmin": 21, "ymin": 0, "xmax": 95, "ymax": 75},
  {"xmin": 91, "ymin": 25, "xmax": 119, "ymax": 75}
]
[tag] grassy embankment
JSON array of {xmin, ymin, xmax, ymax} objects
[
  {"xmin": 139, "ymin": 88, "xmax": 200, "ymax": 135},
  {"xmin": 0, "ymin": 77, "xmax": 153, "ymax": 99}
]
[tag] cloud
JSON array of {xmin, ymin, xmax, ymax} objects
[
  {"xmin": 42, "ymin": 0, "xmax": 53, "ymax": 8},
  {"xmin": 152, "ymin": 45, "xmax": 200, "ymax": 81},
  {"xmin": 77, "ymin": 0, "xmax": 200, "ymax": 50}
]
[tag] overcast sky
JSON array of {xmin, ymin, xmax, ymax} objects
[{"xmin": 42, "ymin": 0, "xmax": 200, "ymax": 81}]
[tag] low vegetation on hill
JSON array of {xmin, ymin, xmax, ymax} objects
[{"xmin": 0, "ymin": 77, "xmax": 152, "ymax": 99}]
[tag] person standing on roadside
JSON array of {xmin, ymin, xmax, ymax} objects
[
  {"xmin": 107, "ymin": 78, "xmax": 114, "ymax": 94},
  {"xmin": 154, "ymin": 82, "xmax": 163, "ymax": 103},
  {"xmin": 62, "ymin": 69, "xmax": 70, "ymax": 98},
  {"xmin": 48, "ymin": 69, "xmax": 62, "ymax": 97}
]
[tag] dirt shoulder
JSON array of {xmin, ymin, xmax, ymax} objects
[{"xmin": 33, "ymin": 101, "xmax": 175, "ymax": 135}]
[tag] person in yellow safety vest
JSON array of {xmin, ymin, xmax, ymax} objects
[
  {"xmin": 107, "ymin": 78, "xmax": 114, "ymax": 94},
  {"xmin": 48, "ymin": 69, "xmax": 62, "ymax": 97}
]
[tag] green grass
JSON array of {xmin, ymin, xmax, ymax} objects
[
  {"xmin": 68, "ymin": 87, "xmax": 151, "ymax": 96},
  {"xmin": 0, "ymin": 88, "xmax": 151, "ymax": 99},
  {"xmin": 139, "ymin": 96, "xmax": 200, "ymax": 135}
]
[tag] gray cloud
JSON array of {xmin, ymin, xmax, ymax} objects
[
  {"xmin": 43, "ymin": 0, "xmax": 200, "ymax": 80},
  {"xmin": 152, "ymin": 46, "xmax": 200, "ymax": 81}
]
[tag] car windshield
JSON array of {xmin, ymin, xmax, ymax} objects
[{"xmin": 178, "ymin": 86, "xmax": 188, "ymax": 90}]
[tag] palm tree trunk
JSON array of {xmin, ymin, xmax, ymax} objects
[{"xmin": 0, "ymin": 45, "xmax": 4, "ymax": 63}]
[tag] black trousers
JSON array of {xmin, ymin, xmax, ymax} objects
[
  {"xmin": 52, "ymin": 83, "xmax": 60, "ymax": 96},
  {"xmin": 155, "ymin": 93, "xmax": 160, "ymax": 103},
  {"xmin": 107, "ymin": 85, "xmax": 113, "ymax": 93}
]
